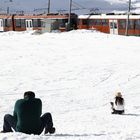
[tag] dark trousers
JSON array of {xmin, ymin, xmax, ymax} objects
[
  {"xmin": 110, "ymin": 102, "xmax": 124, "ymax": 115},
  {"xmin": 3, "ymin": 112, "xmax": 53, "ymax": 134},
  {"xmin": 112, "ymin": 109, "xmax": 124, "ymax": 114}
]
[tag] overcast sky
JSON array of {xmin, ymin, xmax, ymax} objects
[{"xmin": 0, "ymin": 0, "xmax": 140, "ymax": 14}]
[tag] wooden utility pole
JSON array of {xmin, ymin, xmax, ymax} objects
[
  {"xmin": 48, "ymin": 0, "xmax": 50, "ymax": 14},
  {"xmin": 125, "ymin": 0, "xmax": 131, "ymax": 36},
  {"xmin": 68, "ymin": 0, "xmax": 72, "ymax": 30}
]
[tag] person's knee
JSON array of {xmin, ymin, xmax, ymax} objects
[
  {"xmin": 42, "ymin": 112, "xmax": 52, "ymax": 121},
  {"xmin": 44, "ymin": 112, "xmax": 52, "ymax": 117},
  {"xmin": 4, "ymin": 114, "xmax": 11, "ymax": 120}
]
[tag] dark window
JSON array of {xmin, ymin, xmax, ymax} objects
[
  {"xmin": 119, "ymin": 19, "xmax": 126, "ymax": 29},
  {"xmin": 135, "ymin": 19, "xmax": 140, "ymax": 29},
  {"xmin": 15, "ymin": 19, "xmax": 20, "ymax": 27},
  {"xmin": 88, "ymin": 19, "xmax": 94, "ymax": 26},
  {"xmin": 58, "ymin": 19, "xmax": 68, "ymax": 27},
  {"xmin": 88, "ymin": 19, "xmax": 101, "ymax": 25},
  {"xmin": 102, "ymin": 19, "xmax": 108, "ymax": 26},
  {"xmin": 128, "ymin": 20, "xmax": 134, "ymax": 29},
  {"xmin": 110, "ymin": 22, "xmax": 114, "ymax": 29},
  {"xmin": 82, "ymin": 19, "xmax": 88, "ymax": 25},
  {"xmin": 21, "ymin": 19, "xmax": 25, "ymax": 27},
  {"xmin": 30, "ymin": 21, "xmax": 32, "ymax": 27},
  {"xmin": 114, "ymin": 22, "xmax": 117, "ymax": 29},
  {"xmin": 4, "ymin": 19, "xmax": 11, "ymax": 27},
  {"xmin": 70, "ymin": 18, "xmax": 77, "ymax": 28},
  {"xmin": 33, "ymin": 19, "xmax": 37, "ymax": 27},
  {"xmin": 94, "ymin": 19, "xmax": 101, "ymax": 25},
  {"xmin": 26, "ymin": 22, "xmax": 29, "ymax": 28},
  {"xmin": 15, "ymin": 19, "xmax": 25, "ymax": 27},
  {"xmin": 0, "ymin": 19, "xmax": 3, "ymax": 27},
  {"xmin": 33, "ymin": 19, "xmax": 42, "ymax": 27}
]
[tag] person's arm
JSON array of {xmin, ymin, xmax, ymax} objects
[
  {"xmin": 115, "ymin": 97, "xmax": 117, "ymax": 105},
  {"xmin": 38, "ymin": 99, "xmax": 42, "ymax": 116},
  {"xmin": 13, "ymin": 101, "xmax": 18, "ymax": 120}
]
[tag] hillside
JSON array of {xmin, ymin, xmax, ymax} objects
[{"xmin": 0, "ymin": 30, "xmax": 140, "ymax": 139}]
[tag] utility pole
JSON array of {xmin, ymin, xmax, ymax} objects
[
  {"xmin": 7, "ymin": 7, "xmax": 9, "ymax": 14},
  {"xmin": 125, "ymin": 0, "xmax": 131, "ymax": 36},
  {"xmin": 7, "ymin": 0, "xmax": 13, "ymax": 14},
  {"xmin": 68, "ymin": 0, "xmax": 72, "ymax": 30},
  {"xmin": 48, "ymin": 0, "xmax": 50, "ymax": 14}
]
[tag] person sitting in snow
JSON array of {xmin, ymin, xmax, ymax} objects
[
  {"xmin": 110, "ymin": 92, "xmax": 125, "ymax": 114},
  {"xmin": 1, "ymin": 91, "xmax": 55, "ymax": 135}
]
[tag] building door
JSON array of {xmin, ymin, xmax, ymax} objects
[
  {"xmin": 109, "ymin": 20, "xmax": 118, "ymax": 34},
  {"xmin": 25, "ymin": 20, "xmax": 33, "ymax": 30},
  {"xmin": 0, "ymin": 19, "xmax": 4, "ymax": 32}
]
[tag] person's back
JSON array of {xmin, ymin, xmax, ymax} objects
[
  {"xmin": 115, "ymin": 96, "xmax": 124, "ymax": 111},
  {"xmin": 110, "ymin": 92, "xmax": 125, "ymax": 114},
  {"xmin": 1, "ymin": 91, "xmax": 55, "ymax": 135},
  {"xmin": 14, "ymin": 97, "xmax": 42, "ymax": 134}
]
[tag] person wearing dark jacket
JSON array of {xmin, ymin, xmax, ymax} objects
[
  {"xmin": 110, "ymin": 92, "xmax": 125, "ymax": 114},
  {"xmin": 1, "ymin": 91, "xmax": 55, "ymax": 135}
]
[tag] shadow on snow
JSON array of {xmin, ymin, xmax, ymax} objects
[
  {"xmin": 123, "ymin": 113, "xmax": 140, "ymax": 116},
  {"xmin": 45, "ymin": 133, "xmax": 106, "ymax": 137}
]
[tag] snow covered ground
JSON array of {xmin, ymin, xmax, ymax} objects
[{"xmin": 0, "ymin": 30, "xmax": 140, "ymax": 139}]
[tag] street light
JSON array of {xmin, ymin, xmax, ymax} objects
[{"xmin": 125, "ymin": 0, "xmax": 131, "ymax": 36}]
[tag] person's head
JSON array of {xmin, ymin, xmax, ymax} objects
[
  {"xmin": 24, "ymin": 91, "xmax": 35, "ymax": 99},
  {"xmin": 115, "ymin": 92, "xmax": 124, "ymax": 105},
  {"xmin": 115, "ymin": 92, "xmax": 122, "ymax": 98}
]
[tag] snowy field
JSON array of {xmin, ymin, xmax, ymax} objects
[{"xmin": 0, "ymin": 30, "xmax": 140, "ymax": 140}]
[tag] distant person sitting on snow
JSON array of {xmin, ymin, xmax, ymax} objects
[
  {"xmin": 1, "ymin": 91, "xmax": 55, "ymax": 135},
  {"xmin": 110, "ymin": 92, "xmax": 125, "ymax": 114}
]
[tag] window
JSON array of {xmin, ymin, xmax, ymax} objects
[
  {"xmin": 33, "ymin": 19, "xmax": 37, "ymax": 27},
  {"xmin": 15, "ymin": 19, "xmax": 25, "ymax": 27},
  {"xmin": 102, "ymin": 19, "xmax": 108, "ymax": 26},
  {"xmin": 0, "ymin": 20, "xmax": 3, "ymax": 27},
  {"xmin": 26, "ymin": 22, "xmax": 29, "ymax": 28},
  {"xmin": 88, "ymin": 19, "xmax": 94, "ymax": 26},
  {"xmin": 21, "ymin": 19, "xmax": 25, "ymax": 27},
  {"xmin": 33, "ymin": 19, "xmax": 42, "ymax": 27},
  {"xmin": 58, "ymin": 19, "xmax": 68, "ymax": 27},
  {"xmin": 71, "ymin": 18, "xmax": 77, "ymax": 28},
  {"xmin": 119, "ymin": 20, "xmax": 126, "ymax": 29},
  {"xmin": 4, "ymin": 19, "xmax": 11, "ymax": 27},
  {"xmin": 114, "ymin": 23, "xmax": 117, "ymax": 29},
  {"xmin": 128, "ymin": 20, "xmax": 134, "ymax": 29},
  {"xmin": 88, "ymin": 19, "xmax": 102, "ymax": 26},
  {"xmin": 110, "ymin": 22, "xmax": 114, "ymax": 29},
  {"xmin": 15, "ymin": 19, "xmax": 20, "ymax": 27},
  {"xmin": 94, "ymin": 19, "xmax": 101, "ymax": 25},
  {"xmin": 29, "ymin": 21, "xmax": 32, "ymax": 27},
  {"xmin": 82, "ymin": 19, "xmax": 88, "ymax": 25},
  {"xmin": 135, "ymin": 19, "xmax": 140, "ymax": 29}
]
